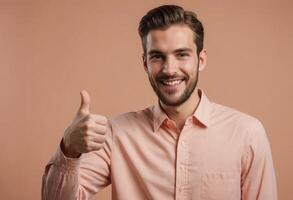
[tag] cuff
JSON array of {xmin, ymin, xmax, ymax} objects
[{"xmin": 52, "ymin": 141, "xmax": 81, "ymax": 172}]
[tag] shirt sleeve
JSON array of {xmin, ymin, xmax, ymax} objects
[
  {"xmin": 42, "ymin": 123, "xmax": 113, "ymax": 200},
  {"xmin": 241, "ymin": 121, "xmax": 278, "ymax": 200}
]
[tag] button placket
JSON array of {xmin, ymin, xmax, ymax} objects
[
  {"xmin": 182, "ymin": 137, "xmax": 189, "ymax": 187},
  {"xmin": 175, "ymin": 137, "xmax": 183, "ymax": 199},
  {"xmin": 175, "ymin": 131, "xmax": 190, "ymax": 199}
]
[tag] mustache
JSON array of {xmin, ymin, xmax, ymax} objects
[{"xmin": 156, "ymin": 74, "xmax": 187, "ymax": 81}]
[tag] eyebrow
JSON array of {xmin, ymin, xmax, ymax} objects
[{"xmin": 147, "ymin": 47, "xmax": 193, "ymax": 56}]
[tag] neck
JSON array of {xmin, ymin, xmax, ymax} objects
[{"xmin": 160, "ymin": 88, "xmax": 201, "ymax": 131}]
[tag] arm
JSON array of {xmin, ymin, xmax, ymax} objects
[
  {"xmin": 42, "ymin": 131, "xmax": 112, "ymax": 200},
  {"xmin": 241, "ymin": 121, "xmax": 278, "ymax": 200},
  {"xmin": 42, "ymin": 90, "xmax": 112, "ymax": 199}
]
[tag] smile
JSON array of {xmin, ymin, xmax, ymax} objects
[{"xmin": 160, "ymin": 79, "xmax": 184, "ymax": 86}]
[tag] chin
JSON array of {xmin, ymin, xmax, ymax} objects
[{"xmin": 160, "ymin": 96, "xmax": 186, "ymax": 107}]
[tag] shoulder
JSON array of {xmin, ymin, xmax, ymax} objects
[
  {"xmin": 210, "ymin": 102, "xmax": 270, "ymax": 153},
  {"xmin": 210, "ymin": 102, "xmax": 269, "ymax": 146},
  {"xmin": 211, "ymin": 102, "xmax": 265, "ymax": 134}
]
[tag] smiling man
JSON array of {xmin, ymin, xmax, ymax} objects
[
  {"xmin": 42, "ymin": 5, "xmax": 277, "ymax": 200},
  {"xmin": 143, "ymin": 24, "xmax": 205, "ymax": 132}
]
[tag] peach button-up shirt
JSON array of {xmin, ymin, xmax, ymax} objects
[{"xmin": 42, "ymin": 89, "xmax": 277, "ymax": 200}]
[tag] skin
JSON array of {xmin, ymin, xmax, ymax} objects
[{"xmin": 143, "ymin": 24, "xmax": 207, "ymax": 131}]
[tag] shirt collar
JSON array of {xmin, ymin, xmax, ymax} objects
[
  {"xmin": 152, "ymin": 88, "xmax": 211, "ymax": 132},
  {"xmin": 153, "ymin": 99, "xmax": 169, "ymax": 132},
  {"xmin": 193, "ymin": 89, "xmax": 211, "ymax": 128}
]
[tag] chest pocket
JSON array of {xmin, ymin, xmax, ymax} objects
[{"xmin": 200, "ymin": 171, "xmax": 241, "ymax": 200}]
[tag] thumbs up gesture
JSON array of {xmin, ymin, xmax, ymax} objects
[{"xmin": 62, "ymin": 90, "xmax": 108, "ymax": 158}]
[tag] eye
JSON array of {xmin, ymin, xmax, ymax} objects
[
  {"xmin": 177, "ymin": 53, "xmax": 189, "ymax": 58},
  {"xmin": 150, "ymin": 54, "xmax": 164, "ymax": 60}
]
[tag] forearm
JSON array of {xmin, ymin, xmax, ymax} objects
[
  {"xmin": 42, "ymin": 139, "xmax": 112, "ymax": 200},
  {"xmin": 42, "ymin": 146, "xmax": 81, "ymax": 200}
]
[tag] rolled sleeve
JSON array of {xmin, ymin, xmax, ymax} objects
[
  {"xmin": 42, "ymin": 142, "xmax": 81, "ymax": 200},
  {"xmin": 42, "ymin": 122, "xmax": 113, "ymax": 200},
  {"xmin": 55, "ymin": 141, "xmax": 81, "ymax": 171}
]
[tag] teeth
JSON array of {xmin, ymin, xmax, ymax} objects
[{"xmin": 162, "ymin": 79, "xmax": 183, "ymax": 86}]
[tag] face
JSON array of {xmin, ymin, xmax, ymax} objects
[{"xmin": 143, "ymin": 25, "xmax": 206, "ymax": 107}]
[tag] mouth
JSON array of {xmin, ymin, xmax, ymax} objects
[
  {"xmin": 158, "ymin": 78, "xmax": 186, "ymax": 94},
  {"xmin": 159, "ymin": 78, "xmax": 185, "ymax": 86}
]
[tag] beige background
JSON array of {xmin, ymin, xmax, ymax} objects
[{"xmin": 0, "ymin": 0, "xmax": 292, "ymax": 199}]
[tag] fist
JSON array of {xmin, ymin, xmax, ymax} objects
[{"xmin": 62, "ymin": 90, "xmax": 108, "ymax": 158}]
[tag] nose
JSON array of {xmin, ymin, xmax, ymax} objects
[{"xmin": 162, "ymin": 56, "xmax": 178, "ymax": 75}]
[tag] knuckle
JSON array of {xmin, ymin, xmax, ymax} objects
[
  {"xmin": 102, "ymin": 126, "xmax": 107, "ymax": 133},
  {"xmin": 98, "ymin": 128, "xmax": 107, "ymax": 135},
  {"xmin": 97, "ymin": 125, "xmax": 106, "ymax": 133},
  {"xmin": 97, "ymin": 135, "xmax": 106, "ymax": 143},
  {"xmin": 85, "ymin": 138, "xmax": 91, "ymax": 146},
  {"xmin": 96, "ymin": 115, "xmax": 107, "ymax": 124}
]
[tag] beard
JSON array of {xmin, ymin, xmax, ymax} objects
[{"xmin": 148, "ymin": 64, "xmax": 199, "ymax": 107}]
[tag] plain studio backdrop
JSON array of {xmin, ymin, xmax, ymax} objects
[{"xmin": 0, "ymin": 0, "xmax": 292, "ymax": 199}]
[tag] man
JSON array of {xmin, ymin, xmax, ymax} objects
[{"xmin": 42, "ymin": 5, "xmax": 277, "ymax": 200}]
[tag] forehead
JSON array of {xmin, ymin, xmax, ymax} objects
[{"xmin": 145, "ymin": 24, "xmax": 196, "ymax": 53}]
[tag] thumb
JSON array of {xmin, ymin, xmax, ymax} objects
[{"xmin": 79, "ymin": 89, "xmax": 90, "ymax": 115}]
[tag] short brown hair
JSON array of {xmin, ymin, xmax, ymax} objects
[{"xmin": 138, "ymin": 5, "xmax": 204, "ymax": 56}]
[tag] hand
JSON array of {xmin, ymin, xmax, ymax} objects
[{"xmin": 61, "ymin": 90, "xmax": 108, "ymax": 158}]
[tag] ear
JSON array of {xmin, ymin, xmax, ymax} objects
[
  {"xmin": 198, "ymin": 49, "xmax": 207, "ymax": 71},
  {"xmin": 142, "ymin": 53, "xmax": 148, "ymax": 73}
]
